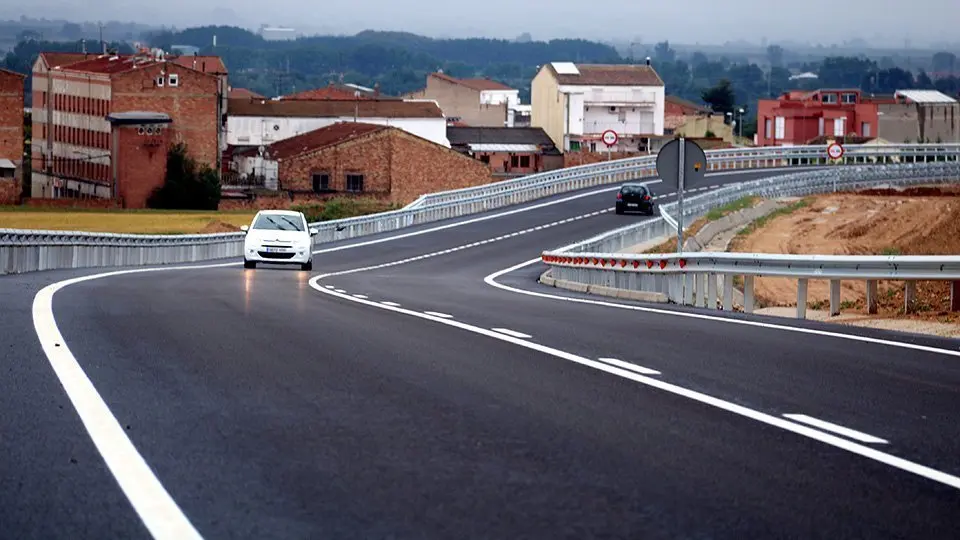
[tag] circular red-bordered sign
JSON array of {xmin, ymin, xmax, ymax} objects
[
  {"xmin": 601, "ymin": 130, "xmax": 619, "ymax": 147},
  {"xmin": 827, "ymin": 142, "xmax": 844, "ymax": 160}
]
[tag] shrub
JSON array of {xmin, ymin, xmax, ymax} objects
[{"xmin": 147, "ymin": 143, "xmax": 221, "ymax": 210}]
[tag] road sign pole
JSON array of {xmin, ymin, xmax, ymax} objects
[{"xmin": 677, "ymin": 138, "xmax": 685, "ymax": 253}]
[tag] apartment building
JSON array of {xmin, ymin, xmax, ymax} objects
[
  {"xmin": 0, "ymin": 68, "xmax": 26, "ymax": 204},
  {"xmin": 405, "ymin": 72, "xmax": 525, "ymax": 127},
  {"xmin": 531, "ymin": 62, "xmax": 665, "ymax": 153},
  {"xmin": 30, "ymin": 49, "xmax": 225, "ymax": 207}
]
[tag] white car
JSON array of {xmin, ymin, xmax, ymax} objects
[{"xmin": 240, "ymin": 210, "xmax": 318, "ymax": 271}]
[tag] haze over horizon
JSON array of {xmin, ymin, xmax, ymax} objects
[{"xmin": 1, "ymin": 0, "xmax": 958, "ymax": 48}]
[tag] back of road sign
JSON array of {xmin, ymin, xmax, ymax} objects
[{"xmin": 656, "ymin": 138, "xmax": 708, "ymax": 189}]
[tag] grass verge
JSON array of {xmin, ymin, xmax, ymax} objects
[
  {"xmin": 292, "ymin": 197, "xmax": 402, "ymax": 222},
  {"xmin": 0, "ymin": 207, "xmax": 257, "ymax": 234},
  {"xmin": 643, "ymin": 195, "xmax": 760, "ymax": 253},
  {"xmin": 733, "ymin": 197, "xmax": 812, "ymax": 241}
]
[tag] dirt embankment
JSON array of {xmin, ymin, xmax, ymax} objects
[{"xmin": 729, "ymin": 186, "xmax": 960, "ymax": 321}]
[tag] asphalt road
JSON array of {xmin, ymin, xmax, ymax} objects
[{"xmin": 2, "ymin": 168, "xmax": 959, "ymax": 539}]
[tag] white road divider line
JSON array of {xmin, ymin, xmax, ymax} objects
[
  {"xmin": 783, "ymin": 414, "xmax": 889, "ymax": 444},
  {"xmin": 424, "ymin": 311, "xmax": 454, "ymax": 319},
  {"xmin": 334, "ymin": 289, "xmax": 347, "ymax": 294},
  {"xmin": 352, "ymin": 294, "xmax": 368, "ymax": 299},
  {"xmin": 308, "ymin": 276, "xmax": 960, "ymax": 491},
  {"xmin": 491, "ymin": 328, "xmax": 532, "ymax": 339},
  {"xmin": 324, "ymin": 285, "xmax": 335, "ymax": 289},
  {"xmin": 597, "ymin": 358, "xmax": 661, "ymax": 375},
  {"xmin": 381, "ymin": 301, "xmax": 402, "ymax": 307}
]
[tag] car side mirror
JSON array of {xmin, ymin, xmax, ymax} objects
[
  {"xmin": 240, "ymin": 225, "xmax": 249, "ymax": 233},
  {"xmin": 309, "ymin": 227, "xmax": 318, "ymax": 236}
]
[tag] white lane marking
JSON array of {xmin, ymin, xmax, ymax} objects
[
  {"xmin": 334, "ymin": 289, "xmax": 347, "ymax": 294},
  {"xmin": 310, "ymin": 166, "xmax": 821, "ymax": 256},
  {"xmin": 783, "ymin": 414, "xmax": 889, "ymax": 444},
  {"xmin": 424, "ymin": 311, "xmax": 454, "ymax": 318},
  {"xmin": 324, "ymin": 285, "xmax": 335, "ymax": 289},
  {"xmin": 34, "ymin": 265, "xmax": 231, "ymax": 539},
  {"xmin": 309, "ymin": 182, "xmax": 658, "ymax": 255},
  {"xmin": 491, "ymin": 328, "xmax": 532, "ymax": 339},
  {"xmin": 484, "ymin": 258, "xmax": 960, "ymax": 359},
  {"xmin": 352, "ymin": 294, "xmax": 368, "ymax": 299},
  {"xmin": 381, "ymin": 301, "xmax": 402, "ymax": 307},
  {"xmin": 307, "ymin": 277, "xmax": 960, "ymax": 491},
  {"xmin": 314, "ymin": 207, "xmax": 633, "ymax": 279},
  {"xmin": 598, "ymin": 357, "xmax": 661, "ymax": 375}
]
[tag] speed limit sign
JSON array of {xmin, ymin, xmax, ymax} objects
[
  {"xmin": 601, "ymin": 130, "xmax": 619, "ymax": 147},
  {"xmin": 827, "ymin": 142, "xmax": 844, "ymax": 160}
]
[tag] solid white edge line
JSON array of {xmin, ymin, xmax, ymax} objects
[
  {"xmin": 381, "ymin": 302, "xmax": 402, "ymax": 307},
  {"xmin": 491, "ymin": 328, "xmax": 533, "ymax": 339},
  {"xmin": 784, "ymin": 414, "xmax": 889, "ymax": 444},
  {"xmin": 484, "ymin": 258, "xmax": 960, "ymax": 359},
  {"xmin": 597, "ymin": 357, "xmax": 661, "ymax": 375},
  {"xmin": 352, "ymin": 294, "xmax": 368, "ymax": 299},
  {"xmin": 308, "ymin": 274, "xmax": 960, "ymax": 491},
  {"xmin": 424, "ymin": 311, "xmax": 454, "ymax": 319},
  {"xmin": 33, "ymin": 264, "xmax": 232, "ymax": 539}
]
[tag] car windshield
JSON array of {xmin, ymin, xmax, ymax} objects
[
  {"xmin": 621, "ymin": 185, "xmax": 648, "ymax": 195},
  {"xmin": 252, "ymin": 213, "xmax": 305, "ymax": 232}
]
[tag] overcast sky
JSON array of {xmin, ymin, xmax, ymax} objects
[{"xmin": 5, "ymin": 0, "xmax": 958, "ymax": 46}]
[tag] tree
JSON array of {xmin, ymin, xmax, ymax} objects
[
  {"xmin": 147, "ymin": 143, "xmax": 220, "ymax": 210},
  {"xmin": 701, "ymin": 79, "xmax": 736, "ymax": 115}
]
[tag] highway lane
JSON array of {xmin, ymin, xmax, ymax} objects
[
  {"xmin": 318, "ymin": 210, "xmax": 960, "ymax": 483},
  {"xmin": 26, "ymin": 266, "xmax": 960, "ymax": 537},
  {"xmin": 4, "ymin": 164, "xmax": 957, "ymax": 537}
]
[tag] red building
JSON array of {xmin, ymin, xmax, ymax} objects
[
  {"xmin": 30, "ymin": 49, "xmax": 226, "ymax": 207},
  {"xmin": 756, "ymin": 89, "xmax": 880, "ymax": 146},
  {"xmin": 0, "ymin": 68, "xmax": 26, "ymax": 204}
]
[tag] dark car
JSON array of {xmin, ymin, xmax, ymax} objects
[{"xmin": 615, "ymin": 183, "xmax": 656, "ymax": 215}]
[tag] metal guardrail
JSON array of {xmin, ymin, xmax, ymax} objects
[
  {"xmin": 540, "ymin": 161, "xmax": 960, "ymax": 318},
  {"xmin": 2, "ymin": 144, "xmax": 959, "ymax": 276}
]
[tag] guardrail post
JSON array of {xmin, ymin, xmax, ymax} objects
[
  {"xmin": 797, "ymin": 278, "xmax": 808, "ymax": 319},
  {"xmin": 904, "ymin": 281, "xmax": 917, "ymax": 314},
  {"xmin": 829, "ymin": 279, "xmax": 841, "ymax": 316},
  {"xmin": 707, "ymin": 273, "xmax": 718, "ymax": 309},
  {"xmin": 683, "ymin": 273, "xmax": 694, "ymax": 305},
  {"xmin": 743, "ymin": 275, "xmax": 755, "ymax": 313},
  {"xmin": 951, "ymin": 281, "xmax": 960, "ymax": 312},
  {"xmin": 866, "ymin": 280, "xmax": 878, "ymax": 314},
  {"xmin": 722, "ymin": 275, "xmax": 734, "ymax": 311}
]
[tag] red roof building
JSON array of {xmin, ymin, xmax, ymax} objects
[
  {"xmin": 30, "ymin": 49, "xmax": 227, "ymax": 207},
  {"xmin": 756, "ymin": 89, "xmax": 879, "ymax": 146}
]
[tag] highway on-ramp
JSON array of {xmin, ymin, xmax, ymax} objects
[{"xmin": 2, "ymin": 169, "xmax": 959, "ymax": 539}]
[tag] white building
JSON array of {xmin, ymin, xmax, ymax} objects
[
  {"xmin": 259, "ymin": 26, "xmax": 298, "ymax": 41},
  {"xmin": 531, "ymin": 62, "xmax": 665, "ymax": 152},
  {"xmin": 225, "ymin": 98, "xmax": 450, "ymax": 148}
]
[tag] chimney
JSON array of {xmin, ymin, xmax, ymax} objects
[
  {"xmin": 374, "ymin": 82, "xmax": 380, "ymax": 98},
  {"xmin": 645, "ymin": 57, "xmax": 651, "ymax": 66}
]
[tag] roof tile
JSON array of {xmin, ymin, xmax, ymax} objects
[
  {"xmin": 431, "ymin": 72, "xmax": 515, "ymax": 92},
  {"xmin": 553, "ymin": 64, "xmax": 664, "ymax": 87},
  {"xmin": 227, "ymin": 98, "xmax": 444, "ymax": 118},
  {"xmin": 262, "ymin": 122, "xmax": 388, "ymax": 160}
]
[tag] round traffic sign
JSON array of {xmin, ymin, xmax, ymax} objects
[
  {"xmin": 601, "ymin": 130, "xmax": 619, "ymax": 147},
  {"xmin": 827, "ymin": 142, "xmax": 844, "ymax": 160}
]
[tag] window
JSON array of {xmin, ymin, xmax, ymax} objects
[
  {"xmin": 168, "ymin": 74, "xmax": 179, "ymax": 87},
  {"xmin": 765, "ymin": 118, "xmax": 772, "ymax": 138},
  {"xmin": 774, "ymin": 117, "xmax": 785, "ymax": 139},
  {"xmin": 345, "ymin": 173, "xmax": 364, "ymax": 192},
  {"xmin": 519, "ymin": 155, "xmax": 530, "ymax": 168},
  {"xmin": 479, "ymin": 155, "xmax": 490, "ymax": 164},
  {"xmin": 834, "ymin": 118, "xmax": 845, "ymax": 136},
  {"xmin": 252, "ymin": 213, "xmax": 305, "ymax": 231},
  {"xmin": 821, "ymin": 93, "xmax": 837, "ymax": 104},
  {"xmin": 312, "ymin": 172, "xmax": 329, "ymax": 193},
  {"xmin": 861, "ymin": 122, "xmax": 871, "ymax": 138},
  {"xmin": 510, "ymin": 155, "xmax": 519, "ymax": 167},
  {"xmin": 156, "ymin": 76, "xmax": 164, "ymax": 87},
  {"xmin": 841, "ymin": 93, "xmax": 857, "ymax": 104}
]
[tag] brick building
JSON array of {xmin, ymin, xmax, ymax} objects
[
  {"xmin": 756, "ymin": 89, "xmax": 879, "ymax": 146},
  {"xmin": 233, "ymin": 122, "xmax": 493, "ymax": 204},
  {"xmin": 30, "ymin": 50, "xmax": 226, "ymax": 207},
  {"xmin": 283, "ymin": 82, "xmax": 388, "ymax": 100},
  {"xmin": 446, "ymin": 126, "xmax": 562, "ymax": 175},
  {"xmin": 0, "ymin": 68, "xmax": 26, "ymax": 205}
]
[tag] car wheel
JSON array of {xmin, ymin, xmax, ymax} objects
[
  {"xmin": 244, "ymin": 260, "xmax": 256, "ymax": 269},
  {"xmin": 301, "ymin": 260, "xmax": 313, "ymax": 271}
]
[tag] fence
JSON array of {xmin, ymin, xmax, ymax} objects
[
  {"xmin": 2, "ymin": 144, "xmax": 959, "ymax": 276},
  {"xmin": 540, "ymin": 161, "xmax": 960, "ymax": 318}
]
